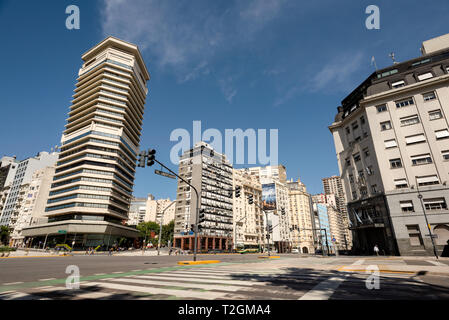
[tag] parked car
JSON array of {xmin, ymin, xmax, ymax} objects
[{"xmin": 292, "ymin": 248, "xmax": 300, "ymax": 253}]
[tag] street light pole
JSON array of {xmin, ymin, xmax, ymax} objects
[
  {"xmin": 416, "ymin": 178, "xmax": 439, "ymax": 259},
  {"xmin": 158, "ymin": 200, "xmax": 176, "ymax": 256}
]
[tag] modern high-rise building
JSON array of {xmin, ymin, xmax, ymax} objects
[
  {"xmin": 0, "ymin": 151, "xmax": 58, "ymax": 228},
  {"xmin": 173, "ymin": 142, "xmax": 234, "ymax": 251},
  {"xmin": 287, "ymin": 178, "xmax": 315, "ymax": 253},
  {"xmin": 232, "ymin": 168, "xmax": 263, "ymax": 250},
  {"xmin": 146, "ymin": 196, "xmax": 175, "ymax": 226},
  {"xmin": 312, "ymin": 202, "xmax": 333, "ymax": 254},
  {"xmin": 329, "ymin": 33, "xmax": 449, "ymax": 256},
  {"xmin": 322, "ymin": 176, "xmax": 347, "ymax": 214},
  {"xmin": 127, "ymin": 197, "xmax": 147, "ymax": 226},
  {"xmin": 22, "ymin": 37, "xmax": 150, "ymax": 248}
]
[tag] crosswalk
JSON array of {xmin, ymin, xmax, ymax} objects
[{"xmin": 0, "ymin": 265, "xmax": 424, "ymax": 300}]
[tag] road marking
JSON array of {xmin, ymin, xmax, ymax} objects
[
  {"xmin": 2, "ymin": 282, "xmax": 24, "ymax": 285},
  {"xmin": 131, "ymin": 269, "xmax": 142, "ymax": 272},
  {"xmin": 0, "ymin": 292, "xmax": 43, "ymax": 300},
  {"xmin": 160, "ymin": 271, "xmax": 322, "ymax": 282},
  {"xmin": 132, "ymin": 274, "xmax": 266, "ymax": 286},
  {"xmin": 351, "ymin": 259, "xmax": 365, "ymax": 266},
  {"xmin": 94, "ymin": 273, "xmax": 106, "ymax": 276},
  {"xmin": 299, "ymin": 275, "xmax": 348, "ymax": 300},
  {"xmin": 426, "ymin": 260, "xmax": 447, "ymax": 267},
  {"xmin": 85, "ymin": 281, "xmax": 228, "ymax": 299},
  {"xmin": 103, "ymin": 277, "xmax": 249, "ymax": 292},
  {"xmin": 38, "ymin": 278, "xmax": 56, "ymax": 281},
  {"xmin": 112, "ymin": 272, "xmax": 124, "ymax": 274},
  {"xmin": 73, "ymin": 291, "xmax": 115, "ymax": 299},
  {"xmin": 35, "ymin": 286, "xmax": 59, "ymax": 291}
]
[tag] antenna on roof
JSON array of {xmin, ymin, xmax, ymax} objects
[
  {"xmin": 389, "ymin": 52, "xmax": 398, "ymax": 64},
  {"xmin": 371, "ymin": 56, "xmax": 378, "ymax": 71}
]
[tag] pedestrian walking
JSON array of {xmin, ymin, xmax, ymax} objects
[{"xmin": 374, "ymin": 244, "xmax": 380, "ymax": 256}]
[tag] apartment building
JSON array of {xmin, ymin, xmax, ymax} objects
[
  {"xmin": 127, "ymin": 197, "xmax": 147, "ymax": 226},
  {"xmin": 0, "ymin": 152, "xmax": 58, "ymax": 228},
  {"xmin": 329, "ymin": 33, "xmax": 449, "ymax": 256},
  {"xmin": 22, "ymin": 37, "xmax": 150, "ymax": 248},
  {"xmin": 146, "ymin": 196, "xmax": 175, "ymax": 225},
  {"xmin": 287, "ymin": 178, "xmax": 315, "ymax": 254},
  {"xmin": 173, "ymin": 142, "xmax": 234, "ymax": 251},
  {"xmin": 232, "ymin": 168, "xmax": 263, "ymax": 249},
  {"xmin": 0, "ymin": 157, "xmax": 19, "ymax": 217},
  {"xmin": 10, "ymin": 166, "xmax": 56, "ymax": 246}
]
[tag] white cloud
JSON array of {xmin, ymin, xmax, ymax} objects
[{"xmin": 100, "ymin": 0, "xmax": 286, "ymax": 102}]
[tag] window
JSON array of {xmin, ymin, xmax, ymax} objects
[
  {"xmin": 429, "ymin": 110, "xmax": 442, "ymax": 120},
  {"xmin": 349, "ymin": 174, "xmax": 354, "ymax": 183},
  {"xmin": 417, "ymin": 72, "xmax": 433, "ymax": 81},
  {"xmin": 390, "ymin": 158, "xmax": 402, "ymax": 169},
  {"xmin": 400, "ymin": 201, "xmax": 414, "ymax": 212},
  {"xmin": 360, "ymin": 116, "xmax": 366, "ymax": 124},
  {"xmin": 400, "ymin": 115, "xmax": 420, "ymax": 126},
  {"xmin": 384, "ymin": 139, "xmax": 398, "ymax": 149},
  {"xmin": 417, "ymin": 175, "xmax": 439, "ymax": 186},
  {"xmin": 405, "ymin": 133, "xmax": 426, "ymax": 145},
  {"xmin": 363, "ymin": 148, "xmax": 370, "ymax": 157},
  {"xmin": 352, "ymin": 191, "xmax": 357, "ymax": 200},
  {"xmin": 435, "ymin": 129, "xmax": 449, "ymax": 139},
  {"xmin": 353, "ymin": 153, "xmax": 361, "ymax": 162},
  {"xmin": 377, "ymin": 69, "xmax": 398, "ymax": 78},
  {"xmin": 352, "ymin": 122, "xmax": 359, "ymax": 130},
  {"xmin": 423, "ymin": 198, "xmax": 447, "ymax": 210},
  {"xmin": 346, "ymin": 127, "xmax": 350, "ymax": 134},
  {"xmin": 392, "ymin": 80, "xmax": 405, "ymax": 88},
  {"xmin": 345, "ymin": 158, "xmax": 351, "ymax": 166},
  {"xmin": 367, "ymin": 165, "xmax": 374, "ymax": 175},
  {"xmin": 407, "ymin": 225, "xmax": 424, "ymax": 246},
  {"xmin": 411, "ymin": 154, "xmax": 432, "ymax": 166},
  {"xmin": 377, "ymin": 104, "xmax": 387, "ymax": 113},
  {"xmin": 371, "ymin": 184, "xmax": 378, "ymax": 193},
  {"xmin": 396, "ymin": 98, "xmax": 414, "ymax": 108},
  {"xmin": 442, "ymin": 150, "xmax": 449, "ymax": 161},
  {"xmin": 394, "ymin": 178, "xmax": 408, "ymax": 189},
  {"xmin": 380, "ymin": 121, "xmax": 392, "ymax": 131},
  {"xmin": 423, "ymin": 92, "xmax": 437, "ymax": 101}
]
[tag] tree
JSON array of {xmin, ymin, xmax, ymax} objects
[
  {"xmin": 0, "ymin": 226, "xmax": 11, "ymax": 245},
  {"xmin": 136, "ymin": 221, "xmax": 160, "ymax": 239},
  {"xmin": 161, "ymin": 220, "xmax": 175, "ymax": 246}
]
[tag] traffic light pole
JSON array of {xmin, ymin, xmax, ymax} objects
[{"xmin": 151, "ymin": 158, "xmax": 201, "ymax": 261}]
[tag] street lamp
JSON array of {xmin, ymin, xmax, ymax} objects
[
  {"xmin": 157, "ymin": 200, "xmax": 176, "ymax": 256},
  {"xmin": 415, "ymin": 177, "xmax": 439, "ymax": 259}
]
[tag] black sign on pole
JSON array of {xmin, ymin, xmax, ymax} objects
[{"xmin": 154, "ymin": 169, "xmax": 176, "ymax": 179}]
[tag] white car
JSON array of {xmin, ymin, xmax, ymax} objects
[{"xmin": 292, "ymin": 248, "xmax": 300, "ymax": 253}]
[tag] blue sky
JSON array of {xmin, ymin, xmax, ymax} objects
[{"xmin": 1, "ymin": 0, "xmax": 449, "ymax": 200}]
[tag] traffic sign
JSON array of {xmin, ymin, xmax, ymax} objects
[
  {"xmin": 58, "ymin": 230, "xmax": 67, "ymax": 234},
  {"xmin": 332, "ymin": 238, "xmax": 336, "ymax": 242},
  {"xmin": 189, "ymin": 231, "xmax": 194, "ymax": 235},
  {"xmin": 154, "ymin": 169, "xmax": 176, "ymax": 179}
]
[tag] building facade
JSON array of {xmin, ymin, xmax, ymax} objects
[
  {"xmin": 173, "ymin": 142, "xmax": 234, "ymax": 251},
  {"xmin": 313, "ymin": 202, "xmax": 333, "ymax": 254},
  {"xmin": 22, "ymin": 37, "xmax": 150, "ymax": 248},
  {"xmin": 287, "ymin": 178, "xmax": 315, "ymax": 254},
  {"xmin": 232, "ymin": 168, "xmax": 263, "ymax": 250},
  {"xmin": 329, "ymin": 33, "xmax": 449, "ymax": 256},
  {"xmin": 146, "ymin": 196, "xmax": 175, "ymax": 226},
  {"xmin": 0, "ymin": 152, "xmax": 58, "ymax": 228}
]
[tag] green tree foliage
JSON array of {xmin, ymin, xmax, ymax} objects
[
  {"xmin": 0, "ymin": 226, "xmax": 10, "ymax": 245},
  {"xmin": 161, "ymin": 220, "xmax": 175, "ymax": 245},
  {"xmin": 136, "ymin": 221, "xmax": 160, "ymax": 238}
]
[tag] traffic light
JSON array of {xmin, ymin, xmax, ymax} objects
[
  {"xmin": 137, "ymin": 151, "xmax": 146, "ymax": 168},
  {"xmin": 248, "ymin": 194, "xmax": 253, "ymax": 205},
  {"xmin": 197, "ymin": 224, "xmax": 203, "ymax": 232},
  {"xmin": 190, "ymin": 224, "xmax": 195, "ymax": 232},
  {"xmin": 235, "ymin": 186, "xmax": 241, "ymax": 198},
  {"xmin": 199, "ymin": 208, "xmax": 205, "ymax": 223},
  {"xmin": 147, "ymin": 149, "xmax": 156, "ymax": 166}
]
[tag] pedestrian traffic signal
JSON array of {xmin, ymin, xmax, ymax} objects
[
  {"xmin": 137, "ymin": 151, "xmax": 146, "ymax": 167},
  {"xmin": 147, "ymin": 149, "xmax": 156, "ymax": 166},
  {"xmin": 199, "ymin": 208, "xmax": 205, "ymax": 223},
  {"xmin": 190, "ymin": 224, "xmax": 195, "ymax": 232},
  {"xmin": 235, "ymin": 186, "xmax": 241, "ymax": 198},
  {"xmin": 248, "ymin": 194, "xmax": 253, "ymax": 204}
]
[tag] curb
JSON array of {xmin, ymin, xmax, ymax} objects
[
  {"xmin": 258, "ymin": 256, "xmax": 281, "ymax": 259},
  {"xmin": 177, "ymin": 260, "xmax": 221, "ymax": 265}
]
